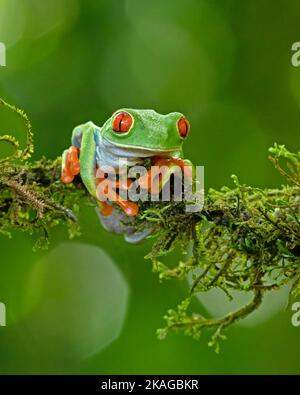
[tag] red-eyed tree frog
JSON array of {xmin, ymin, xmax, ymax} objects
[{"xmin": 61, "ymin": 109, "xmax": 192, "ymax": 242}]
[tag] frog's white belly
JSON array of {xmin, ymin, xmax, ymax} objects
[{"xmin": 95, "ymin": 136, "xmax": 180, "ymax": 169}]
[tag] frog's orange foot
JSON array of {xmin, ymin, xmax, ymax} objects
[
  {"xmin": 100, "ymin": 196, "xmax": 139, "ymax": 217},
  {"xmin": 100, "ymin": 201, "xmax": 114, "ymax": 216},
  {"xmin": 61, "ymin": 146, "xmax": 80, "ymax": 184},
  {"xmin": 138, "ymin": 156, "xmax": 193, "ymax": 192},
  {"xmin": 97, "ymin": 175, "xmax": 139, "ymax": 217},
  {"xmin": 154, "ymin": 157, "xmax": 192, "ymax": 176}
]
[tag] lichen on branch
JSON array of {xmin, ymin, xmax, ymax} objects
[{"xmin": 0, "ymin": 99, "xmax": 299, "ymax": 350}]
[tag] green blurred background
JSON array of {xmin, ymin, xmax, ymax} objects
[{"xmin": 0, "ymin": 0, "xmax": 300, "ymax": 374}]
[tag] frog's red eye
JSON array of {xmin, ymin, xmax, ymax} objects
[
  {"xmin": 112, "ymin": 112, "xmax": 133, "ymax": 133},
  {"xmin": 177, "ymin": 116, "xmax": 190, "ymax": 138}
]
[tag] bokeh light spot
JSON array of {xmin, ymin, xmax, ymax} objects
[{"xmin": 22, "ymin": 242, "xmax": 129, "ymax": 359}]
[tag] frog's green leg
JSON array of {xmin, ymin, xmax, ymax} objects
[
  {"xmin": 61, "ymin": 122, "xmax": 102, "ymax": 205},
  {"xmin": 72, "ymin": 124, "xmax": 116, "ymax": 216},
  {"xmin": 76, "ymin": 123, "xmax": 98, "ymax": 198}
]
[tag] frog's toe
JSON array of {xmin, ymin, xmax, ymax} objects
[
  {"xmin": 61, "ymin": 172, "xmax": 74, "ymax": 184},
  {"xmin": 60, "ymin": 146, "xmax": 80, "ymax": 184},
  {"xmin": 67, "ymin": 146, "xmax": 80, "ymax": 175}
]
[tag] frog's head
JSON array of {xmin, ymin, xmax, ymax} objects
[{"xmin": 100, "ymin": 109, "xmax": 190, "ymax": 156}]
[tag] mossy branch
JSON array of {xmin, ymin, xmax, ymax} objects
[{"xmin": 0, "ymin": 99, "xmax": 299, "ymax": 351}]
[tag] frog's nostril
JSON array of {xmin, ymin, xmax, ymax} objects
[{"xmin": 177, "ymin": 116, "xmax": 190, "ymax": 138}]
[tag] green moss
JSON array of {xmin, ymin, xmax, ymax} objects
[
  {"xmin": 141, "ymin": 145, "xmax": 299, "ymax": 351},
  {"xmin": 0, "ymin": 99, "xmax": 84, "ymax": 249}
]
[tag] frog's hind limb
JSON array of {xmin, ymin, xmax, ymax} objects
[{"xmin": 96, "ymin": 207, "xmax": 153, "ymax": 244}]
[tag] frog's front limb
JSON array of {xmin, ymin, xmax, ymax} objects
[
  {"xmin": 61, "ymin": 122, "xmax": 108, "ymax": 220},
  {"xmin": 61, "ymin": 122, "xmax": 98, "ymax": 196}
]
